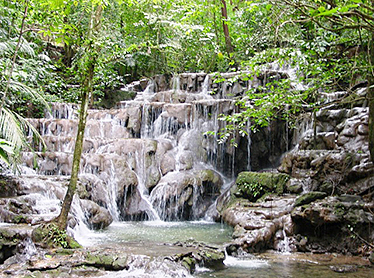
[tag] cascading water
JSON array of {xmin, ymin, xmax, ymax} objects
[{"xmin": 13, "ymin": 71, "xmax": 292, "ymax": 242}]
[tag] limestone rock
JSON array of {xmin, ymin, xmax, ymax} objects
[
  {"xmin": 221, "ymin": 194, "xmax": 296, "ymax": 253},
  {"xmin": 80, "ymin": 199, "xmax": 113, "ymax": 230},
  {"xmin": 291, "ymin": 196, "xmax": 374, "ymax": 254},
  {"xmin": 150, "ymin": 169, "xmax": 223, "ymax": 220},
  {"xmin": 233, "ymin": 171, "xmax": 290, "ymax": 202}
]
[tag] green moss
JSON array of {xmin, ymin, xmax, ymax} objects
[
  {"xmin": 234, "ymin": 172, "xmax": 290, "ymax": 202},
  {"xmin": 32, "ymin": 223, "xmax": 82, "ymax": 249},
  {"xmin": 294, "ymin": 192, "xmax": 327, "ymax": 207},
  {"xmin": 0, "ymin": 229, "xmax": 19, "ymax": 247},
  {"xmin": 66, "ymin": 236, "xmax": 82, "ymax": 249},
  {"xmin": 199, "ymin": 249, "xmax": 225, "ymax": 269},
  {"xmin": 287, "ymin": 184, "xmax": 303, "ymax": 194},
  {"xmin": 54, "ymin": 249, "xmax": 75, "ymax": 255},
  {"xmin": 334, "ymin": 202, "xmax": 346, "ymax": 218},
  {"xmin": 112, "ymin": 256, "xmax": 128, "ymax": 270},
  {"xmin": 12, "ymin": 214, "xmax": 27, "ymax": 224},
  {"xmin": 181, "ymin": 257, "xmax": 196, "ymax": 273},
  {"xmin": 85, "ymin": 252, "xmax": 128, "ymax": 270},
  {"xmin": 85, "ymin": 253, "xmax": 99, "ymax": 265},
  {"xmin": 320, "ymin": 181, "xmax": 333, "ymax": 195},
  {"xmin": 100, "ymin": 255, "xmax": 115, "ymax": 266},
  {"xmin": 199, "ymin": 169, "xmax": 219, "ymax": 184}
]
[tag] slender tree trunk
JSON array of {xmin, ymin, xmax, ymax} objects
[
  {"xmin": 57, "ymin": 4, "xmax": 102, "ymax": 230},
  {"xmin": 57, "ymin": 84, "xmax": 90, "ymax": 230},
  {"xmin": 369, "ymin": 90, "xmax": 374, "ymax": 162},
  {"xmin": 368, "ymin": 37, "xmax": 374, "ymax": 163},
  {"xmin": 220, "ymin": 0, "xmax": 234, "ymax": 55}
]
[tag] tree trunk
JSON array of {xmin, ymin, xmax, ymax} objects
[
  {"xmin": 220, "ymin": 0, "xmax": 234, "ymax": 55},
  {"xmin": 57, "ymin": 85, "xmax": 90, "ymax": 230},
  {"xmin": 57, "ymin": 4, "xmax": 102, "ymax": 230},
  {"xmin": 369, "ymin": 36, "xmax": 374, "ymax": 164},
  {"xmin": 369, "ymin": 82, "xmax": 374, "ymax": 164}
]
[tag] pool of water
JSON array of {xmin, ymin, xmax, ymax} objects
[
  {"xmin": 196, "ymin": 253, "xmax": 372, "ymax": 278},
  {"xmin": 78, "ymin": 221, "xmax": 372, "ymax": 278},
  {"xmin": 86, "ymin": 220, "xmax": 232, "ymax": 246}
]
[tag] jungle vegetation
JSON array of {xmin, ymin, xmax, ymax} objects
[{"xmin": 1, "ymin": 0, "xmax": 373, "ymax": 229}]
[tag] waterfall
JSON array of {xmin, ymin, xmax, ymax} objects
[
  {"xmin": 278, "ymin": 229, "xmax": 292, "ymax": 254},
  {"xmin": 15, "ymin": 70, "xmax": 294, "ymax": 230},
  {"xmin": 172, "ymin": 75, "xmax": 181, "ymax": 92},
  {"xmin": 201, "ymin": 74, "xmax": 211, "ymax": 95},
  {"xmin": 21, "ymin": 238, "xmax": 37, "ymax": 260}
]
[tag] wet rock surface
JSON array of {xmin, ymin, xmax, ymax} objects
[
  {"xmin": 0, "ymin": 225, "xmax": 33, "ymax": 264},
  {"xmin": 220, "ymin": 193, "xmax": 296, "ymax": 254},
  {"xmin": 291, "ymin": 196, "xmax": 374, "ymax": 254},
  {"xmin": 219, "ymin": 88, "xmax": 374, "ymax": 258},
  {"xmin": 0, "ymin": 236, "xmax": 225, "ymax": 277},
  {"xmin": 79, "ymin": 199, "xmax": 113, "ymax": 230}
]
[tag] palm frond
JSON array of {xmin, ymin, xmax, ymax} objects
[
  {"xmin": 13, "ymin": 110, "xmax": 46, "ymax": 151},
  {"xmin": 0, "ymin": 107, "xmax": 46, "ymax": 171},
  {"xmin": 0, "ymin": 41, "xmax": 13, "ymax": 57},
  {"xmin": 0, "ymin": 107, "xmax": 26, "ymax": 148},
  {"xmin": 0, "ymin": 139, "xmax": 14, "ymax": 166},
  {"xmin": 0, "ymin": 38, "xmax": 35, "ymax": 58}
]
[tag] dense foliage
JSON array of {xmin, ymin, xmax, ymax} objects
[{"xmin": 1, "ymin": 0, "xmax": 374, "ymax": 167}]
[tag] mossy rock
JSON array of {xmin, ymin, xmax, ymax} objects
[
  {"xmin": 181, "ymin": 256, "xmax": 196, "ymax": 273},
  {"xmin": 54, "ymin": 248, "xmax": 75, "ymax": 256},
  {"xmin": 12, "ymin": 214, "xmax": 29, "ymax": 224},
  {"xmin": 234, "ymin": 172, "xmax": 290, "ymax": 202},
  {"xmin": 198, "ymin": 169, "xmax": 220, "ymax": 184},
  {"xmin": 0, "ymin": 229, "xmax": 22, "ymax": 264},
  {"xmin": 294, "ymin": 192, "xmax": 327, "ymax": 207},
  {"xmin": 32, "ymin": 223, "xmax": 82, "ymax": 249},
  {"xmin": 0, "ymin": 176, "xmax": 17, "ymax": 197},
  {"xmin": 85, "ymin": 252, "xmax": 128, "ymax": 270},
  {"xmin": 199, "ymin": 249, "xmax": 225, "ymax": 269}
]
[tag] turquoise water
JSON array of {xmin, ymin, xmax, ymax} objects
[
  {"xmin": 88, "ymin": 220, "xmax": 233, "ymax": 246},
  {"xmin": 196, "ymin": 258, "xmax": 373, "ymax": 278},
  {"xmin": 85, "ymin": 221, "xmax": 372, "ymax": 278}
]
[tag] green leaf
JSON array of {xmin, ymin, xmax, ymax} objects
[{"xmin": 317, "ymin": 7, "xmax": 339, "ymax": 17}]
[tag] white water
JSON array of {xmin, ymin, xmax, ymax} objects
[
  {"xmin": 13, "ymin": 70, "xmax": 302, "ymax": 245},
  {"xmin": 21, "ymin": 237, "xmax": 37, "ymax": 260},
  {"xmin": 224, "ymin": 255, "xmax": 269, "ymax": 268},
  {"xmin": 277, "ymin": 229, "xmax": 292, "ymax": 254}
]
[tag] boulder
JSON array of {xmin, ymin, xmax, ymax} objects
[
  {"xmin": 0, "ymin": 226, "xmax": 32, "ymax": 264},
  {"xmin": 80, "ymin": 199, "xmax": 113, "ymax": 230},
  {"xmin": 150, "ymin": 169, "xmax": 223, "ymax": 220},
  {"xmin": 119, "ymin": 186, "xmax": 156, "ymax": 220},
  {"xmin": 221, "ymin": 194, "xmax": 296, "ymax": 253},
  {"xmin": 233, "ymin": 171, "xmax": 290, "ymax": 202},
  {"xmin": 291, "ymin": 196, "xmax": 374, "ymax": 254}
]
